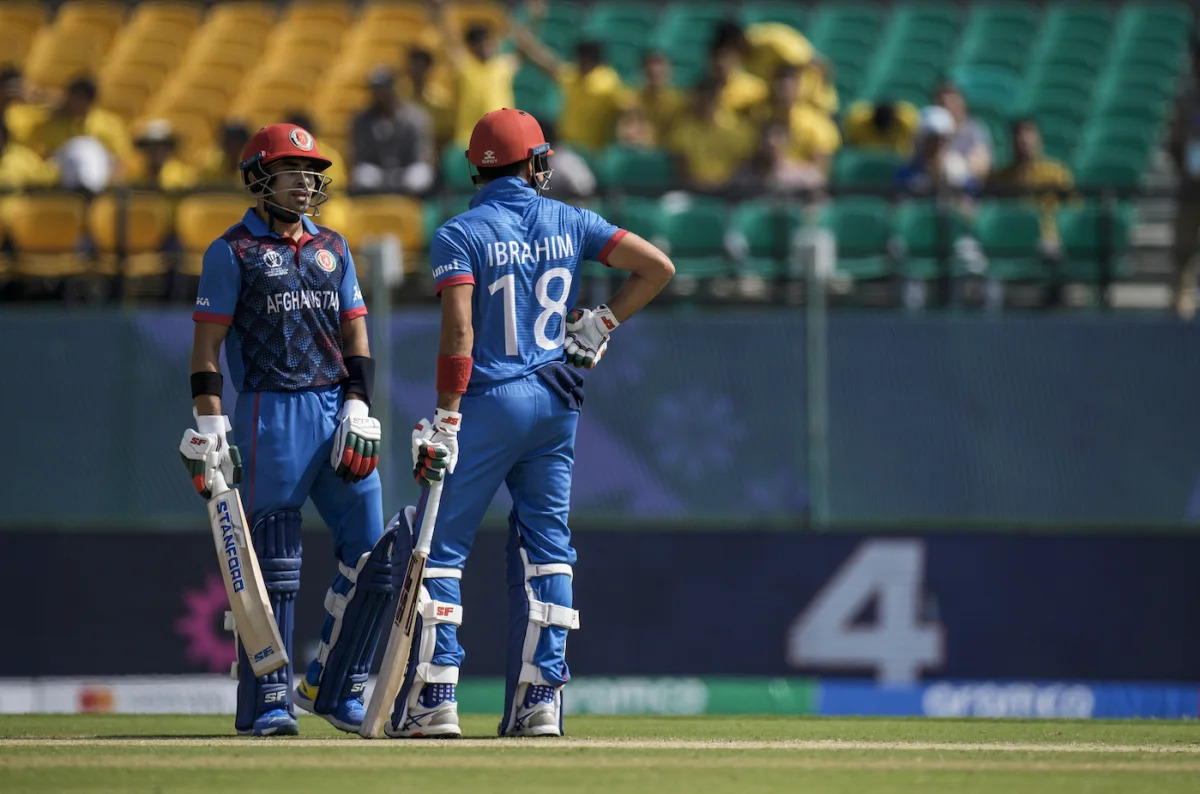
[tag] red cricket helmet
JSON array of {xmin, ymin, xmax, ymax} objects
[
  {"xmin": 466, "ymin": 108, "xmax": 554, "ymax": 167},
  {"xmin": 240, "ymin": 123, "xmax": 333, "ymax": 173}
]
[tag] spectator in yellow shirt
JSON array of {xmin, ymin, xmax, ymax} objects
[
  {"xmin": 631, "ymin": 51, "xmax": 687, "ymax": 147},
  {"xmin": 34, "ymin": 76, "xmax": 132, "ymax": 168},
  {"xmin": 1, "ymin": 67, "xmax": 48, "ymax": 149},
  {"xmin": 0, "ymin": 119, "xmax": 56, "ymax": 190},
  {"xmin": 987, "ymin": 117, "xmax": 1075, "ymax": 244},
  {"xmin": 126, "ymin": 119, "xmax": 197, "ymax": 191},
  {"xmin": 708, "ymin": 26, "xmax": 769, "ymax": 118},
  {"xmin": 711, "ymin": 20, "xmax": 837, "ymax": 115},
  {"xmin": 752, "ymin": 65, "xmax": 841, "ymax": 176},
  {"xmin": 667, "ymin": 79, "xmax": 756, "ymax": 191},
  {"xmin": 196, "ymin": 119, "xmax": 252, "ymax": 188},
  {"xmin": 842, "ymin": 100, "xmax": 920, "ymax": 158},
  {"xmin": 514, "ymin": 31, "xmax": 630, "ymax": 152},
  {"xmin": 433, "ymin": 0, "xmax": 517, "ymax": 146}
]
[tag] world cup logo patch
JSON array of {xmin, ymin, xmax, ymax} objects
[
  {"xmin": 315, "ymin": 249, "xmax": 337, "ymax": 272},
  {"xmin": 290, "ymin": 128, "xmax": 314, "ymax": 151}
]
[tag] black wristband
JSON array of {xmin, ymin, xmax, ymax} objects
[
  {"xmin": 343, "ymin": 356, "xmax": 375, "ymax": 408},
  {"xmin": 190, "ymin": 371, "xmax": 223, "ymax": 398}
]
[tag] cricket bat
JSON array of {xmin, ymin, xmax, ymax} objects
[
  {"xmin": 207, "ymin": 468, "xmax": 288, "ymax": 678},
  {"xmin": 360, "ymin": 480, "xmax": 444, "ymax": 738}
]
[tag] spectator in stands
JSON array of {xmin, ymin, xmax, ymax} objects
[
  {"xmin": 987, "ymin": 118, "xmax": 1074, "ymax": 249},
  {"xmin": 127, "ymin": 119, "xmax": 196, "ymax": 191},
  {"xmin": 350, "ymin": 67, "xmax": 434, "ymax": 194},
  {"xmin": 729, "ymin": 120, "xmax": 825, "ymax": 197},
  {"xmin": 615, "ymin": 105, "xmax": 657, "ymax": 150},
  {"xmin": 933, "ymin": 81, "xmax": 991, "ymax": 183},
  {"xmin": 401, "ymin": 47, "xmax": 454, "ymax": 150},
  {"xmin": 632, "ymin": 51, "xmax": 685, "ymax": 147},
  {"xmin": 197, "ymin": 119, "xmax": 252, "ymax": 188},
  {"xmin": 1168, "ymin": 36, "xmax": 1200, "ymax": 319},
  {"xmin": 432, "ymin": 0, "xmax": 517, "ymax": 145},
  {"xmin": 34, "ymin": 76, "xmax": 131, "ymax": 174},
  {"xmin": 897, "ymin": 106, "xmax": 974, "ymax": 197},
  {"xmin": 514, "ymin": 26, "xmax": 630, "ymax": 152},
  {"xmin": 1, "ymin": 67, "xmax": 47, "ymax": 149},
  {"xmin": 667, "ymin": 78, "xmax": 756, "ymax": 192},
  {"xmin": 842, "ymin": 99, "xmax": 920, "ymax": 158},
  {"xmin": 712, "ymin": 19, "xmax": 837, "ymax": 114},
  {"xmin": 707, "ymin": 24, "xmax": 769, "ymax": 118},
  {"xmin": 752, "ymin": 65, "xmax": 840, "ymax": 180},
  {"xmin": 0, "ymin": 118, "xmax": 56, "ymax": 190}
]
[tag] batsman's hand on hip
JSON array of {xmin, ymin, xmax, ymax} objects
[
  {"xmin": 411, "ymin": 409, "xmax": 460, "ymax": 487},
  {"xmin": 331, "ymin": 398, "xmax": 382, "ymax": 483},
  {"xmin": 564, "ymin": 304, "xmax": 619, "ymax": 369},
  {"xmin": 179, "ymin": 413, "xmax": 242, "ymax": 499}
]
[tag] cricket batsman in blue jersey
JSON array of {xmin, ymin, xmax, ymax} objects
[
  {"xmin": 179, "ymin": 123, "xmax": 399, "ymax": 737},
  {"xmin": 383, "ymin": 108, "xmax": 675, "ymax": 738}
]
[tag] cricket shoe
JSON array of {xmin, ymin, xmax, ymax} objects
[
  {"xmin": 385, "ymin": 683, "xmax": 461, "ymax": 738},
  {"xmin": 293, "ymin": 679, "xmax": 365, "ymax": 733},
  {"xmin": 238, "ymin": 708, "xmax": 299, "ymax": 737},
  {"xmin": 501, "ymin": 684, "xmax": 562, "ymax": 737}
]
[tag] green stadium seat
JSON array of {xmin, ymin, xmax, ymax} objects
[
  {"xmin": 739, "ymin": 2, "xmax": 807, "ymax": 30},
  {"xmin": 597, "ymin": 146, "xmax": 677, "ymax": 192},
  {"xmin": 832, "ymin": 151, "xmax": 904, "ymax": 188},
  {"xmin": 605, "ymin": 195, "xmax": 662, "ymax": 241},
  {"xmin": 894, "ymin": 201, "xmax": 974, "ymax": 280},
  {"xmin": 728, "ymin": 200, "xmax": 805, "ymax": 278},
  {"xmin": 817, "ymin": 198, "xmax": 893, "ymax": 280},
  {"xmin": 810, "ymin": 4, "xmax": 883, "ymax": 52},
  {"xmin": 513, "ymin": 65, "xmax": 562, "ymax": 127},
  {"xmin": 658, "ymin": 197, "xmax": 731, "ymax": 279},
  {"xmin": 1024, "ymin": 61, "xmax": 1097, "ymax": 94},
  {"xmin": 1033, "ymin": 41, "xmax": 1105, "ymax": 72},
  {"xmin": 585, "ymin": 1, "xmax": 660, "ymax": 41},
  {"xmin": 954, "ymin": 66, "xmax": 1022, "ymax": 117},
  {"xmin": 1079, "ymin": 121, "xmax": 1160, "ymax": 159},
  {"xmin": 983, "ymin": 117, "xmax": 1013, "ymax": 169},
  {"xmin": 1095, "ymin": 93, "xmax": 1171, "ymax": 127},
  {"xmin": 956, "ymin": 32, "xmax": 1032, "ymax": 74},
  {"xmin": 1094, "ymin": 72, "xmax": 1178, "ymax": 107},
  {"xmin": 1117, "ymin": 2, "xmax": 1192, "ymax": 34},
  {"xmin": 1057, "ymin": 202, "xmax": 1133, "ymax": 284},
  {"xmin": 1073, "ymin": 158, "xmax": 1145, "ymax": 190},
  {"xmin": 975, "ymin": 202, "xmax": 1046, "ymax": 281},
  {"xmin": 1037, "ymin": 118, "xmax": 1079, "ymax": 162},
  {"xmin": 440, "ymin": 144, "xmax": 476, "ymax": 192},
  {"xmin": 1042, "ymin": 4, "xmax": 1112, "ymax": 43},
  {"xmin": 963, "ymin": 2, "xmax": 1039, "ymax": 33}
]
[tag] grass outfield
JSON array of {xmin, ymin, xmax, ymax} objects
[{"xmin": 2, "ymin": 715, "xmax": 1199, "ymax": 793}]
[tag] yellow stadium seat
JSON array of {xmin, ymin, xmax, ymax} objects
[
  {"xmin": 88, "ymin": 191, "xmax": 174, "ymax": 277},
  {"xmin": 342, "ymin": 194, "xmax": 426, "ymax": 259},
  {"xmin": 206, "ymin": 2, "xmax": 277, "ymax": 31},
  {"xmin": 7, "ymin": 193, "xmax": 90, "ymax": 278},
  {"xmin": 139, "ymin": 108, "xmax": 216, "ymax": 154},
  {"xmin": 55, "ymin": 1, "xmax": 126, "ymax": 40},
  {"xmin": 130, "ymin": 1, "xmax": 204, "ymax": 29},
  {"xmin": 285, "ymin": 0, "xmax": 352, "ymax": 28},
  {"xmin": 123, "ymin": 14, "xmax": 196, "ymax": 48},
  {"xmin": 104, "ymin": 38, "xmax": 182, "ymax": 72},
  {"xmin": 24, "ymin": 29, "xmax": 110, "ymax": 89},
  {"xmin": 97, "ymin": 79, "xmax": 158, "ymax": 120},
  {"xmin": 176, "ymin": 192, "xmax": 250, "ymax": 275},
  {"xmin": 0, "ymin": 2, "xmax": 47, "ymax": 34},
  {"xmin": 361, "ymin": 2, "xmax": 430, "ymax": 29},
  {"xmin": 0, "ymin": 27, "xmax": 38, "ymax": 68}
]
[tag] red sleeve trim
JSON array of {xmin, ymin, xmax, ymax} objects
[
  {"xmin": 598, "ymin": 228, "xmax": 629, "ymax": 267},
  {"xmin": 340, "ymin": 305, "xmax": 368, "ymax": 321},
  {"xmin": 435, "ymin": 273, "xmax": 476, "ymax": 295},
  {"xmin": 193, "ymin": 311, "xmax": 233, "ymax": 326}
]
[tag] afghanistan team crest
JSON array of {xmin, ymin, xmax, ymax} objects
[
  {"xmin": 315, "ymin": 249, "xmax": 337, "ymax": 272},
  {"xmin": 290, "ymin": 128, "xmax": 314, "ymax": 151}
]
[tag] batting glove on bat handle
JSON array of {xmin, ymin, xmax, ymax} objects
[
  {"xmin": 179, "ymin": 414, "xmax": 241, "ymax": 499},
  {"xmin": 411, "ymin": 409, "xmax": 461, "ymax": 487}
]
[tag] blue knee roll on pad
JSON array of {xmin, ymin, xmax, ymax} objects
[
  {"xmin": 309, "ymin": 524, "xmax": 404, "ymax": 714},
  {"xmin": 235, "ymin": 510, "xmax": 302, "ymax": 734}
]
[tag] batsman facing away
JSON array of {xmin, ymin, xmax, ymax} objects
[{"xmin": 382, "ymin": 107, "xmax": 674, "ymax": 738}]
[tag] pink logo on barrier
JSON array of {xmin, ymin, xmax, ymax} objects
[{"xmin": 175, "ymin": 573, "xmax": 235, "ymax": 673}]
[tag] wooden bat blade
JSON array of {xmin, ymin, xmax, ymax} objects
[
  {"xmin": 360, "ymin": 551, "xmax": 426, "ymax": 738},
  {"xmin": 208, "ymin": 485, "xmax": 288, "ymax": 678}
]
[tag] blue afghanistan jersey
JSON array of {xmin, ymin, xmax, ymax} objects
[
  {"xmin": 430, "ymin": 177, "xmax": 626, "ymax": 388},
  {"xmin": 193, "ymin": 209, "xmax": 367, "ymax": 393}
]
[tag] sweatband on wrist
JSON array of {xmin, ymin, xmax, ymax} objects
[
  {"xmin": 343, "ymin": 356, "xmax": 376, "ymax": 408},
  {"xmin": 191, "ymin": 371, "xmax": 223, "ymax": 398},
  {"xmin": 437, "ymin": 355, "xmax": 473, "ymax": 394}
]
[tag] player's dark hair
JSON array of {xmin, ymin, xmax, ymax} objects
[{"xmin": 476, "ymin": 161, "xmax": 526, "ymax": 181}]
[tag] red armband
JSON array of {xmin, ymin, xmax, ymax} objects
[{"xmin": 436, "ymin": 355, "xmax": 473, "ymax": 394}]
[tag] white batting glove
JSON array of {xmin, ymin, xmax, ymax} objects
[
  {"xmin": 411, "ymin": 408, "xmax": 461, "ymax": 487},
  {"xmin": 331, "ymin": 399, "xmax": 382, "ymax": 483},
  {"xmin": 564, "ymin": 304, "xmax": 619, "ymax": 369},
  {"xmin": 179, "ymin": 413, "xmax": 241, "ymax": 499}
]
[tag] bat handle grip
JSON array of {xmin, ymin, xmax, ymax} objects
[
  {"xmin": 209, "ymin": 465, "xmax": 229, "ymax": 496},
  {"xmin": 414, "ymin": 480, "xmax": 443, "ymax": 555}
]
